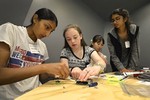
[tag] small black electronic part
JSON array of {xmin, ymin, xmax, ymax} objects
[
  {"xmin": 55, "ymin": 80, "xmax": 61, "ymax": 84},
  {"xmin": 76, "ymin": 81, "xmax": 88, "ymax": 85},
  {"xmin": 76, "ymin": 79, "xmax": 98, "ymax": 87},
  {"xmin": 88, "ymin": 82, "xmax": 98, "ymax": 87}
]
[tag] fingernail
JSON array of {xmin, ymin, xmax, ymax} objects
[{"xmin": 55, "ymin": 75, "xmax": 60, "ymax": 78}]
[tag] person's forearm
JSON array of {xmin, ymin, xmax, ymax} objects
[
  {"xmin": 93, "ymin": 61, "xmax": 106, "ymax": 73},
  {"xmin": 0, "ymin": 65, "xmax": 45, "ymax": 85}
]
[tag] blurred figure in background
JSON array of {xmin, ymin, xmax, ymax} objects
[
  {"xmin": 107, "ymin": 8, "xmax": 140, "ymax": 72},
  {"xmin": 90, "ymin": 35, "xmax": 107, "ymax": 64}
]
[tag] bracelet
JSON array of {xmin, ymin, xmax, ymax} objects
[{"xmin": 94, "ymin": 62, "xmax": 105, "ymax": 73}]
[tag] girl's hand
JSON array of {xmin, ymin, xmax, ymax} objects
[
  {"xmin": 120, "ymin": 68, "xmax": 133, "ymax": 73},
  {"xmin": 44, "ymin": 62, "xmax": 69, "ymax": 79},
  {"xmin": 78, "ymin": 66, "xmax": 100, "ymax": 81},
  {"xmin": 71, "ymin": 67, "xmax": 82, "ymax": 80}
]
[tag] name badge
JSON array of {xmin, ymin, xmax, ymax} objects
[
  {"xmin": 125, "ymin": 41, "xmax": 130, "ymax": 48},
  {"xmin": 29, "ymin": 44, "xmax": 39, "ymax": 54}
]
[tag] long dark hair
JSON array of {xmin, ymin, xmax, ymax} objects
[
  {"xmin": 63, "ymin": 24, "xmax": 87, "ymax": 48},
  {"xmin": 31, "ymin": 8, "xmax": 58, "ymax": 26},
  {"xmin": 110, "ymin": 8, "xmax": 132, "ymax": 31}
]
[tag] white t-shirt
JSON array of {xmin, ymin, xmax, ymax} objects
[{"xmin": 0, "ymin": 23, "xmax": 49, "ymax": 100}]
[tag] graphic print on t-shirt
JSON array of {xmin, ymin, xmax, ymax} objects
[{"xmin": 8, "ymin": 46, "xmax": 44, "ymax": 68}]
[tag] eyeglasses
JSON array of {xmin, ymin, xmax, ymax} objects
[{"xmin": 111, "ymin": 16, "xmax": 121, "ymax": 23}]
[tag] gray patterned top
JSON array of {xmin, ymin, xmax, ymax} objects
[{"xmin": 60, "ymin": 46, "xmax": 95, "ymax": 70}]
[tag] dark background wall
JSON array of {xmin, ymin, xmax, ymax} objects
[{"xmin": 0, "ymin": 0, "xmax": 150, "ymax": 71}]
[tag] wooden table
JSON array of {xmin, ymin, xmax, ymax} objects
[{"xmin": 15, "ymin": 74, "xmax": 150, "ymax": 100}]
